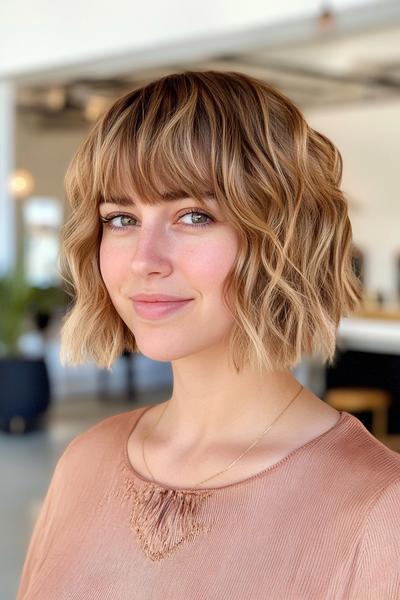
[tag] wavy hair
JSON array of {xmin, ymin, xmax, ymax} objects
[{"xmin": 59, "ymin": 70, "xmax": 362, "ymax": 372}]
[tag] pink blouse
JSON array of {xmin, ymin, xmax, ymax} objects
[{"xmin": 17, "ymin": 405, "xmax": 400, "ymax": 599}]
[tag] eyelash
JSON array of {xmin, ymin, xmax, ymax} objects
[{"xmin": 100, "ymin": 210, "xmax": 214, "ymax": 231}]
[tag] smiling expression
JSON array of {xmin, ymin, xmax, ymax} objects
[{"xmin": 99, "ymin": 195, "xmax": 240, "ymax": 362}]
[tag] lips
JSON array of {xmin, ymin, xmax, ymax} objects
[
  {"xmin": 132, "ymin": 293, "xmax": 192, "ymax": 302},
  {"xmin": 132, "ymin": 298, "xmax": 193, "ymax": 320}
]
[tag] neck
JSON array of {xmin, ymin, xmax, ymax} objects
[{"xmin": 154, "ymin": 345, "xmax": 302, "ymax": 452}]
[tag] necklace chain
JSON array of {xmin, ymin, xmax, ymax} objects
[{"xmin": 142, "ymin": 384, "xmax": 304, "ymax": 489}]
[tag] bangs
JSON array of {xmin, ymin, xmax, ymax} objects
[{"xmin": 92, "ymin": 76, "xmax": 220, "ymax": 210}]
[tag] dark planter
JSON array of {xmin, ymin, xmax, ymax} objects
[
  {"xmin": 33, "ymin": 310, "xmax": 51, "ymax": 331},
  {"xmin": 0, "ymin": 357, "xmax": 51, "ymax": 434}
]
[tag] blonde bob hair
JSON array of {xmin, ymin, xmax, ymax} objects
[{"xmin": 60, "ymin": 70, "xmax": 362, "ymax": 373}]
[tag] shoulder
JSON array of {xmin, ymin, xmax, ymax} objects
[
  {"xmin": 357, "ymin": 475, "xmax": 400, "ymax": 555},
  {"xmin": 349, "ymin": 476, "xmax": 400, "ymax": 596},
  {"xmin": 327, "ymin": 411, "xmax": 400, "ymax": 494},
  {"xmin": 56, "ymin": 405, "xmax": 149, "ymax": 473},
  {"xmin": 366, "ymin": 476, "xmax": 400, "ymax": 521},
  {"xmin": 67, "ymin": 405, "xmax": 144, "ymax": 445}
]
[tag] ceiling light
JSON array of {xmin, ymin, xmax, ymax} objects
[{"xmin": 9, "ymin": 169, "xmax": 35, "ymax": 199}]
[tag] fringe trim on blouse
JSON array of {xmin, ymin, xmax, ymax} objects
[
  {"xmin": 129, "ymin": 481, "xmax": 215, "ymax": 561},
  {"xmin": 100, "ymin": 463, "xmax": 216, "ymax": 562}
]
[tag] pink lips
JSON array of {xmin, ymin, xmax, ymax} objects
[
  {"xmin": 132, "ymin": 296, "xmax": 193, "ymax": 320},
  {"xmin": 132, "ymin": 293, "xmax": 191, "ymax": 302}
]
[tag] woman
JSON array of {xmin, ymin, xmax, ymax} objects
[{"xmin": 18, "ymin": 71, "xmax": 400, "ymax": 599}]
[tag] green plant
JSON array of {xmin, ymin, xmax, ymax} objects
[
  {"xmin": 0, "ymin": 273, "xmax": 66, "ymax": 358},
  {"xmin": 29, "ymin": 285, "xmax": 66, "ymax": 317}
]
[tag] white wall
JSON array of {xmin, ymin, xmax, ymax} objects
[
  {"xmin": 16, "ymin": 115, "xmax": 86, "ymax": 200},
  {"xmin": 305, "ymin": 98, "xmax": 400, "ymax": 302}
]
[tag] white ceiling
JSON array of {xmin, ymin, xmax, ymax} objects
[{"xmin": 16, "ymin": 1, "xmax": 400, "ymax": 126}]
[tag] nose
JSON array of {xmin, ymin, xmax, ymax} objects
[{"xmin": 129, "ymin": 225, "xmax": 172, "ymax": 278}]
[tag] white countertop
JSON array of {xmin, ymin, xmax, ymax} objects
[{"xmin": 337, "ymin": 316, "xmax": 400, "ymax": 354}]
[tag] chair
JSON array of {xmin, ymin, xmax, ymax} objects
[{"xmin": 324, "ymin": 387, "xmax": 391, "ymax": 438}]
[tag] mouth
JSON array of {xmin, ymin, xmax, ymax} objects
[{"xmin": 132, "ymin": 299, "xmax": 194, "ymax": 320}]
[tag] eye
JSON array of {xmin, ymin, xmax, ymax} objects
[
  {"xmin": 100, "ymin": 214, "xmax": 136, "ymax": 230},
  {"xmin": 177, "ymin": 210, "xmax": 213, "ymax": 228},
  {"xmin": 100, "ymin": 210, "xmax": 214, "ymax": 231}
]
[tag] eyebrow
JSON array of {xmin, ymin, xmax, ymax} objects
[{"xmin": 99, "ymin": 190, "xmax": 216, "ymax": 207}]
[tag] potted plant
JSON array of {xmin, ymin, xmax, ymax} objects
[{"xmin": 0, "ymin": 272, "xmax": 65, "ymax": 434}]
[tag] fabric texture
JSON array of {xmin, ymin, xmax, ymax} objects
[{"xmin": 17, "ymin": 405, "xmax": 400, "ymax": 599}]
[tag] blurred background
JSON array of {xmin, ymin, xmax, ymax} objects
[{"xmin": 1, "ymin": 0, "xmax": 400, "ymax": 596}]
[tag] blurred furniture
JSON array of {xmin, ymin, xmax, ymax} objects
[
  {"xmin": 351, "ymin": 244, "xmax": 365, "ymax": 287},
  {"xmin": 325, "ymin": 387, "xmax": 391, "ymax": 438},
  {"xmin": 0, "ymin": 357, "xmax": 50, "ymax": 434},
  {"xmin": 330, "ymin": 306, "xmax": 400, "ymax": 435},
  {"xmin": 397, "ymin": 251, "xmax": 400, "ymax": 301},
  {"xmin": 325, "ymin": 347, "xmax": 400, "ymax": 434},
  {"xmin": 97, "ymin": 349, "xmax": 138, "ymax": 402}
]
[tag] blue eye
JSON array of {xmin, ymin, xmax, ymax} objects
[
  {"xmin": 100, "ymin": 210, "xmax": 213, "ymax": 231},
  {"xmin": 178, "ymin": 210, "xmax": 213, "ymax": 228},
  {"xmin": 100, "ymin": 215, "xmax": 135, "ymax": 230}
]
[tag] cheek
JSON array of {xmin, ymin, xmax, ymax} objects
[
  {"xmin": 99, "ymin": 239, "xmax": 129, "ymax": 292},
  {"xmin": 186, "ymin": 233, "xmax": 238, "ymax": 290}
]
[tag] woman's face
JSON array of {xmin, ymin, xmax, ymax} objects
[{"xmin": 99, "ymin": 194, "xmax": 239, "ymax": 362}]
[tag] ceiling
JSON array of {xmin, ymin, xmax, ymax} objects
[{"xmin": 16, "ymin": 2, "xmax": 400, "ymax": 129}]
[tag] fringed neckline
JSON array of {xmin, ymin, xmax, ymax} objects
[
  {"xmin": 100, "ymin": 469, "xmax": 216, "ymax": 561},
  {"xmin": 129, "ymin": 479, "xmax": 215, "ymax": 561}
]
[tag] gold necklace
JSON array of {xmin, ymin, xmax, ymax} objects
[
  {"xmin": 129, "ymin": 384, "xmax": 304, "ymax": 562},
  {"xmin": 141, "ymin": 383, "xmax": 304, "ymax": 489}
]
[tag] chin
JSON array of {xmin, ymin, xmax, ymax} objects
[
  {"xmin": 135, "ymin": 344, "xmax": 191, "ymax": 363},
  {"xmin": 132, "ymin": 332, "xmax": 211, "ymax": 363}
]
